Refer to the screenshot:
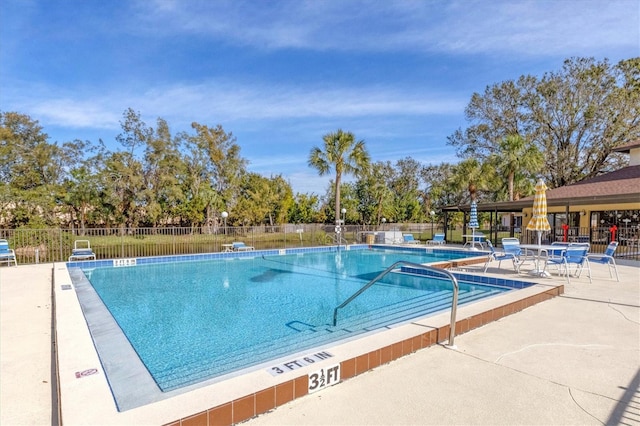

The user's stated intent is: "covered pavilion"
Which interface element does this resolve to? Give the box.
[442,140,640,257]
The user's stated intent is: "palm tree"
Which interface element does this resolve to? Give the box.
[490,134,543,202]
[489,134,543,233]
[308,129,370,225]
[446,159,492,230]
[449,158,487,203]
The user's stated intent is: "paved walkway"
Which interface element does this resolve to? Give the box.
[0,263,56,426]
[0,259,638,425]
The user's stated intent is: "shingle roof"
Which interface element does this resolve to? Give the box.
[445,165,640,212]
[544,165,640,201]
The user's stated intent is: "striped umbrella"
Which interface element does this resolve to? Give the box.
[526,178,551,245]
[469,200,479,229]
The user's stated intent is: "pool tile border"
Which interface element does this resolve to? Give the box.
[65,244,485,270]
[58,245,563,425]
[64,244,490,411]
[161,284,564,426]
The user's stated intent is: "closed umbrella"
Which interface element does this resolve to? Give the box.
[526,178,551,245]
[468,200,480,250]
[469,200,479,229]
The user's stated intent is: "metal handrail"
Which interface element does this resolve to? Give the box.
[328,233,348,245]
[332,261,459,346]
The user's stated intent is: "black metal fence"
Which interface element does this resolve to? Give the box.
[0,224,636,265]
[0,224,388,265]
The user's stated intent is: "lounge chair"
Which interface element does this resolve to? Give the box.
[0,239,17,266]
[426,233,445,245]
[483,240,518,273]
[69,240,96,261]
[587,241,619,282]
[232,242,254,251]
[402,234,421,245]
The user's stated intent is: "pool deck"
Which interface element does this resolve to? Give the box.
[1,251,639,425]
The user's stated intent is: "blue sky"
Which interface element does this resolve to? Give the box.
[1,0,638,195]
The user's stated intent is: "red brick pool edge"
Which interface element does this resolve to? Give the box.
[163,283,563,426]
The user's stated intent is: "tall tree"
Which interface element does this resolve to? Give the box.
[100,151,144,229]
[61,139,102,232]
[288,193,322,224]
[111,109,151,228]
[116,108,152,157]
[0,111,64,226]
[184,122,247,223]
[449,158,493,202]
[235,173,294,226]
[488,134,543,202]
[528,57,640,187]
[354,161,394,225]
[419,162,457,209]
[235,173,272,226]
[389,158,423,222]
[448,57,640,189]
[142,118,184,227]
[308,129,370,225]
[265,175,294,226]
[447,77,534,159]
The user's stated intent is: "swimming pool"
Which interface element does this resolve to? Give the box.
[70,246,509,408]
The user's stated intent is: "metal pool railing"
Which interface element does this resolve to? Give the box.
[332,261,459,346]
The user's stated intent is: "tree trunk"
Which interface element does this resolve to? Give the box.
[334,172,342,225]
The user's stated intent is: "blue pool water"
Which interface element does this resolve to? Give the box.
[81,247,507,391]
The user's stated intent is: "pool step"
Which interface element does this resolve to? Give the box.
[154,286,501,391]
[334,287,500,332]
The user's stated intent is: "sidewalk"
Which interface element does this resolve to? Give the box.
[0,263,56,426]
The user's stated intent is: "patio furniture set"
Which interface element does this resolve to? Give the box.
[483,238,619,283]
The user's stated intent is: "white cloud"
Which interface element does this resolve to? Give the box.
[4,79,465,132]
[141,82,466,129]
[431,0,638,55]
[285,171,331,196]
[29,99,119,129]
[249,154,308,169]
[133,0,638,56]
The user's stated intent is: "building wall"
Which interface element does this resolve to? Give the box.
[523,201,640,243]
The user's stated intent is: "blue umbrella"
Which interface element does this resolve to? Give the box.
[469,200,479,228]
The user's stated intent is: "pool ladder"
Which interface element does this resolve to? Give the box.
[327,232,349,246]
[332,261,459,347]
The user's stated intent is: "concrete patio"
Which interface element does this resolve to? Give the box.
[248,258,640,425]
[0,256,638,425]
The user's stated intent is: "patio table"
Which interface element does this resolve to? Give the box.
[519,243,563,277]
[462,234,486,250]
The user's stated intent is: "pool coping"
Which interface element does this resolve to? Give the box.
[55,246,564,425]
